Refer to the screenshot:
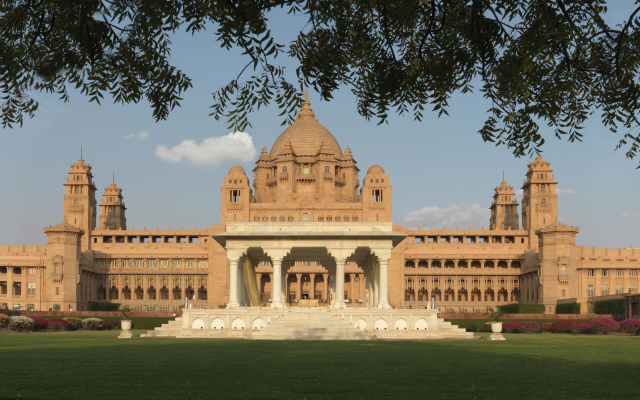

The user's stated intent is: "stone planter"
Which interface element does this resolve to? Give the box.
[490,321,503,333]
[118,320,134,339]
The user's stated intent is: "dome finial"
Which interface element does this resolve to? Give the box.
[298,90,315,120]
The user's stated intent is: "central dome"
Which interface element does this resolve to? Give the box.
[270,93,342,158]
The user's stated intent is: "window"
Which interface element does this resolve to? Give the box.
[616,269,623,277]
[135,260,144,268]
[148,260,157,268]
[186,260,194,268]
[601,284,608,296]
[587,269,594,277]
[325,166,330,173]
[122,260,131,268]
[630,270,638,277]
[27,282,36,295]
[160,260,169,268]
[28,268,36,274]
[282,166,287,173]
[0,281,6,295]
[174,260,182,268]
[541,198,546,205]
[615,285,623,295]
[601,269,609,277]
[55,287,60,295]
[560,266,566,276]
[302,213,310,223]
[198,260,208,268]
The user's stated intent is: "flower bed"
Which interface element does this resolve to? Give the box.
[543,320,586,334]
[47,319,70,331]
[619,319,640,335]
[81,318,103,331]
[9,316,34,332]
[584,318,620,335]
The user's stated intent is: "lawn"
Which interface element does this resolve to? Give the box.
[0,332,638,399]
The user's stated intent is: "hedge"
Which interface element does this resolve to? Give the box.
[85,301,120,312]
[594,299,626,315]
[498,303,546,314]
[555,303,581,314]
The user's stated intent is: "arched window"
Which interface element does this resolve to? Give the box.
[541,198,546,205]
[325,166,330,173]
[74,199,79,205]
[282,166,287,173]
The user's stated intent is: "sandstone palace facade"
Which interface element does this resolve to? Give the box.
[1,96,639,313]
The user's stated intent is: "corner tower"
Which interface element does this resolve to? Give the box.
[490,180,519,230]
[221,166,251,224]
[98,181,127,230]
[63,158,97,249]
[521,156,557,246]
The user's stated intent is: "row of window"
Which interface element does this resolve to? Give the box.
[0,267,37,275]
[586,269,638,277]
[0,281,36,296]
[587,284,637,296]
[97,236,205,244]
[408,236,524,244]
[252,215,360,222]
[405,260,522,269]
[94,260,208,269]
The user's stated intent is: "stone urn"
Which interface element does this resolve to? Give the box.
[490,321,503,333]
[118,320,134,339]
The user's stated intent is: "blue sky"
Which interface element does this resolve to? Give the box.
[1,4,639,249]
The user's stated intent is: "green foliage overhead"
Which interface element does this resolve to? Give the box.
[2,1,640,164]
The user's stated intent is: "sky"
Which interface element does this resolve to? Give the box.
[1,4,639,249]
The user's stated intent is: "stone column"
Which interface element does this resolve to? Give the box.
[349,273,356,302]
[360,273,365,304]
[323,273,329,301]
[309,273,316,299]
[296,273,302,301]
[335,259,346,309]
[256,273,263,302]
[271,258,283,308]
[378,258,390,308]
[228,258,240,308]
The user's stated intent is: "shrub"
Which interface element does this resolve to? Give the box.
[102,319,121,330]
[594,299,626,315]
[584,318,620,334]
[86,301,120,312]
[501,322,518,333]
[619,319,640,335]
[82,318,103,331]
[555,303,581,314]
[9,316,34,332]
[31,317,49,332]
[516,321,541,334]
[65,317,83,331]
[0,314,10,328]
[545,320,586,334]
[47,319,70,331]
[498,303,546,314]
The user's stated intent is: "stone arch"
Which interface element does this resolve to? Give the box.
[211,318,225,329]
[394,319,408,330]
[354,319,368,330]
[374,319,388,330]
[191,318,205,329]
[232,318,246,330]
[414,318,429,330]
[252,318,265,330]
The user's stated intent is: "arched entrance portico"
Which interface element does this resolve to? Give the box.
[214,222,405,309]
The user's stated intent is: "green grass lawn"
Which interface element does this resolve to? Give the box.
[1,332,638,399]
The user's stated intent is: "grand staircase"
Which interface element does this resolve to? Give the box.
[141,307,475,340]
[249,308,373,340]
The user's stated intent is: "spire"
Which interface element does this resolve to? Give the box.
[297,90,316,121]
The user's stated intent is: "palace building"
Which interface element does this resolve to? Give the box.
[1,95,639,314]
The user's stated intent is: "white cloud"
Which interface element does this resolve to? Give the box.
[556,188,578,194]
[621,211,639,218]
[515,188,523,196]
[155,132,256,165]
[402,203,490,230]
[125,131,149,140]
